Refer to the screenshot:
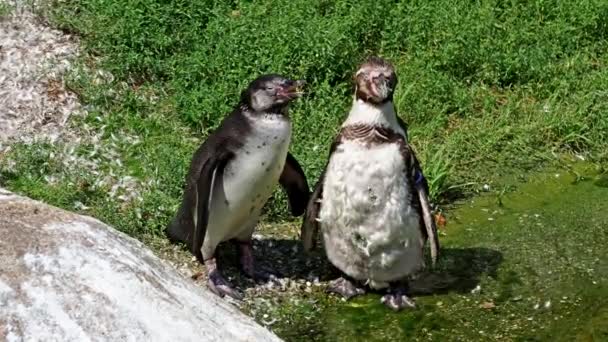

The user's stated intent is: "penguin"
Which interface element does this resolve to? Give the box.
[300,57,440,311]
[167,74,310,300]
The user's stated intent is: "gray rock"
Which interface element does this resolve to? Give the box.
[0,188,282,342]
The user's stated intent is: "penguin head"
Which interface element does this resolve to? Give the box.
[354,56,398,105]
[242,74,306,113]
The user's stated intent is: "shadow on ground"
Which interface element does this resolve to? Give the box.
[215,238,503,297]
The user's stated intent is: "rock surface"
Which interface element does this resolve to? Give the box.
[0,188,282,342]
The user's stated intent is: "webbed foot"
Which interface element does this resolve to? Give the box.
[205,258,243,300]
[381,286,416,311]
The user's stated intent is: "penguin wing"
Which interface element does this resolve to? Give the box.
[167,142,234,264]
[167,109,249,263]
[300,168,326,253]
[300,136,342,252]
[191,150,233,263]
[280,152,310,216]
[396,115,410,141]
[401,141,440,267]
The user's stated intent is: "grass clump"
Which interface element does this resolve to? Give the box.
[0,2,13,18]
[2,0,607,239]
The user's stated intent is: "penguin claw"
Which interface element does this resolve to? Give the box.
[327,277,366,299]
[207,270,243,300]
[380,292,416,311]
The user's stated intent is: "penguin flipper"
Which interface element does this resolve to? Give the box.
[300,136,342,253]
[300,167,326,253]
[191,151,231,263]
[402,143,440,267]
[280,152,310,216]
[396,115,410,141]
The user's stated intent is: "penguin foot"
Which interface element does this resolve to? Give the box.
[380,287,416,311]
[327,277,366,299]
[204,258,243,300]
[207,269,244,300]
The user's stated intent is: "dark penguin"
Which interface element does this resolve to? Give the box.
[300,57,439,311]
[167,74,310,300]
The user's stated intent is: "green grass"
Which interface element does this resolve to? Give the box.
[0,2,12,17]
[2,0,608,239]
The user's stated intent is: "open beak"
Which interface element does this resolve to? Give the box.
[279,80,306,99]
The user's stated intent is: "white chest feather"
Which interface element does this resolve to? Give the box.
[343,99,406,137]
[318,100,423,287]
[201,114,291,255]
[226,114,292,196]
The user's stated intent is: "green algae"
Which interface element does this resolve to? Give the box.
[266,163,608,341]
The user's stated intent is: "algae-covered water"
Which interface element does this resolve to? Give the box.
[270,163,608,341]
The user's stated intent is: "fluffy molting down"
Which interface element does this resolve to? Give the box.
[301,57,439,311]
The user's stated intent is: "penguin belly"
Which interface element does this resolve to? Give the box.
[319,140,424,288]
[200,115,292,258]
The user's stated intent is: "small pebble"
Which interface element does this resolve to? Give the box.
[479,301,495,309]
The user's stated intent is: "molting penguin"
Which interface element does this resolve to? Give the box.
[300,57,440,311]
[167,74,310,300]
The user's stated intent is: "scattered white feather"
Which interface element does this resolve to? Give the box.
[0,1,146,205]
[0,0,83,148]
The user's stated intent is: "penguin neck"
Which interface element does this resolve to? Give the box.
[240,102,290,118]
[343,97,399,131]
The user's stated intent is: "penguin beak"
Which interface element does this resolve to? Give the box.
[279,80,306,99]
[369,74,386,98]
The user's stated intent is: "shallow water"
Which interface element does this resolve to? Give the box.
[276,162,608,341]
